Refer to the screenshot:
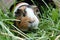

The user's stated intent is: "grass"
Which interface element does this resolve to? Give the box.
[0,0,60,40]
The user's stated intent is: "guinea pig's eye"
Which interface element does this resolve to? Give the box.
[23,10,26,17]
[36,9,39,12]
[18,21,21,24]
[15,9,22,17]
[23,13,26,17]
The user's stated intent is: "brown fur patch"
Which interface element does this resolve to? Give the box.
[16,16,31,31]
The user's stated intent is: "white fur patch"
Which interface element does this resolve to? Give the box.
[25,7,39,29]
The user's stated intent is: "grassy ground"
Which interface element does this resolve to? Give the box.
[0,0,60,40]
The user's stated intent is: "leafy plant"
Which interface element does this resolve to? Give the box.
[0,0,60,40]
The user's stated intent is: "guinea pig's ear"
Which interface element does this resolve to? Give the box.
[15,9,22,17]
[31,5,40,17]
[31,5,40,13]
[31,5,38,12]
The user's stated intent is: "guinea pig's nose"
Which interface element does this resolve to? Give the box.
[28,21,34,23]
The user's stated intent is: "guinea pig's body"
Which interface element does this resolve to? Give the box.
[13,2,39,31]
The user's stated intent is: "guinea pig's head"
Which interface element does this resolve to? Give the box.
[14,2,39,31]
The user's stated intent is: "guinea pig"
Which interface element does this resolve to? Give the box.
[13,2,39,31]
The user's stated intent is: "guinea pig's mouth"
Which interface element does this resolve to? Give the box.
[28,23,35,29]
[28,22,39,29]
